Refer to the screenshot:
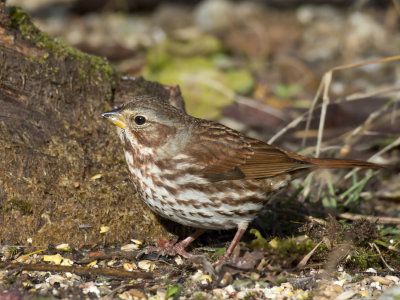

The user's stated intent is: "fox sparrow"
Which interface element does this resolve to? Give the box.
[102,95,380,263]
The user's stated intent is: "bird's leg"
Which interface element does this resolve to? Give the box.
[144,229,206,259]
[217,222,248,265]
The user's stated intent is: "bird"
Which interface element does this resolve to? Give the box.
[102,95,380,264]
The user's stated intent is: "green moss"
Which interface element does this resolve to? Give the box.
[8,197,33,214]
[1,205,11,212]
[275,276,287,286]
[250,228,269,249]
[269,237,315,254]
[7,247,18,255]
[9,7,115,86]
[349,249,381,269]
[243,292,256,300]
[193,292,208,300]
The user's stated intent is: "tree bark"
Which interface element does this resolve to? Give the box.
[0,3,184,248]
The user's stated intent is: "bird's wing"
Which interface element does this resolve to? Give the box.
[185,121,313,182]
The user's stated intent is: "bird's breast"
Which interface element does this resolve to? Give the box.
[123,149,291,230]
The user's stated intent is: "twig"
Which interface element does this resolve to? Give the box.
[268,86,400,144]
[274,207,400,225]
[76,250,142,264]
[297,241,323,268]
[338,212,400,225]
[0,262,154,279]
[303,56,400,155]
[371,242,395,272]
[368,136,400,162]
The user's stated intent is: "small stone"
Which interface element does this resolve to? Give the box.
[191,270,203,282]
[100,226,110,234]
[82,282,100,297]
[333,280,346,287]
[371,281,382,290]
[60,258,73,266]
[174,256,184,265]
[120,243,138,251]
[43,254,63,265]
[212,288,224,298]
[46,275,65,286]
[385,275,399,283]
[359,290,368,297]
[119,289,146,299]
[336,290,356,300]
[130,239,143,246]
[225,284,235,294]
[236,291,247,299]
[107,260,116,267]
[313,296,329,300]
[372,289,381,298]
[137,260,155,271]
[86,260,97,267]
[90,174,102,180]
[55,243,71,252]
[372,276,392,286]
[220,272,233,286]
[366,268,378,274]
[333,284,344,293]
[123,262,136,272]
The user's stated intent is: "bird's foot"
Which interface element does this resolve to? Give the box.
[138,229,206,260]
[142,239,198,259]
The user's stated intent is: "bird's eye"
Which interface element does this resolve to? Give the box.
[134,115,146,125]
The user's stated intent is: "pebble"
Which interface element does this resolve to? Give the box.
[336,290,356,300]
[332,284,344,293]
[123,262,136,272]
[366,268,378,274]
[120,243,139,251]
[385,276,400,283]
[46,275,65,286]
[212,288,224,298]
[55,243,71,251]
[174,256,184,266]
[371,281,382,290]
[372,276,392,286]
[119,289,146,299]
[220,272,233,286]
[137,260,155,271]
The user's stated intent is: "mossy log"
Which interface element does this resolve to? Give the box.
[0,3,185,248]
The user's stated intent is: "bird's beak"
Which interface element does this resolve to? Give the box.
[101,108,126,129]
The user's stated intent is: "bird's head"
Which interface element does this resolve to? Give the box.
[102,96,190,159]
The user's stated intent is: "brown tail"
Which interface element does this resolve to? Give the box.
[306,157,382,170]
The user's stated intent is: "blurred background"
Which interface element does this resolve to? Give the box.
[7,0,399,144]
